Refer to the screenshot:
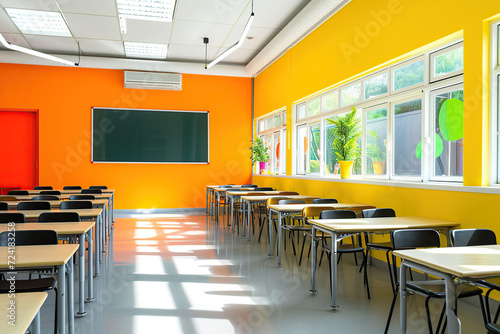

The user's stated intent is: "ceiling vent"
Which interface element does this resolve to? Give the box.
[124,71,182,90]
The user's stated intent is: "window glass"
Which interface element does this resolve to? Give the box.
[432,88,463,177]
[297,103,306,120]
[296,125,308,174]
[322,92,338,112]
[281,129,286,173]
[393,59,424,91]
[324,116,337,175]
[365,107,388,175]
[258,120,265,133]
[393,99,422,177]
[282,111,287,125]
[364,72,388,99]
[308,124,321,174]
[434,46,463,78]
[264,117,272,131]
[307,99,320,117]
[340,82,361,107]
[272,131,280,173]
[273,114,281,128]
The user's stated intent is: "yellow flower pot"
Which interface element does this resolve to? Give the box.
[339,161,354,179]
[372,161,386,175]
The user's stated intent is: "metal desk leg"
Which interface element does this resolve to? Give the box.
[67,258,74,334]
[268,208,273,257]
[310,226,317,293]
[229,196,234,231]
[216,192,220,223]
[242,198,246,237]
[206,187,209,214]
[247,201,251,241]
[277,210,282,266]
[444,274,460,333]
[87,228,95,302]
[77,233,86,316]
[400,261,408,332]
[94,219,100,277]
[100,211,106,256]
[330,231,339,310]
[57,264,66,334]
[99,214,104,262]
[31,309,41,334]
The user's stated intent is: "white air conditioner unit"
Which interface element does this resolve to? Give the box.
[124,71,182,91]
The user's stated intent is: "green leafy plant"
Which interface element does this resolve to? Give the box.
[367,130,386,162]
[330,107,361,161]
[250,138,270,164]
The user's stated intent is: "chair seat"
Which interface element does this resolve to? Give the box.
[285,225,311,232]
[480,277,500,289]
[0,277,56,293]
[323,243,364,253]
[486,322,500,333]
[406,280,482,298]
[366,241,392,250]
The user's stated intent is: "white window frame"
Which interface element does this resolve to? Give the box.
[256,108,287,174]
[296,123,308,175]
[363,69,390,101]
[430,42,464,83]
[307,121,322,175]
[321,90,339,113]
[491,19,500,184]
[391,55,426,94]
[363,103,390,179]
[339,80,363,108]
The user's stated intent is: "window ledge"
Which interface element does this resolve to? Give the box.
[252,174,500,195]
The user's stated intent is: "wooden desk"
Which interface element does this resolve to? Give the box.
[205,185,248,215]
[3,199,108,208]
[307,216,459,310]
[0,292,48,334]
[212,188,259,224]
[269,203,375,265]
[0,222,95,316]
[394,245,500,334]
[27,189,115,195]
[0,244,79,334]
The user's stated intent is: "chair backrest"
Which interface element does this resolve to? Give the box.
[451,229,497,247]
[8,190,29,195]
[89,186,107,190]
[0,202,8,211]
[390,229,440,250]
[63,186,82,190]
[69,195,95,200]
[32,195,59,201]
[254,187,274,191]
[278,199,306,205]
[81,189,102,194]
[266,197,289,206]
[302,206,337,219]
[219,185,233,189]
[0,230,58,246]
[278,191,299,195]
[34,186,53,190]
[39,212,80,223]
[320,210,357,219]
[0,196,17,201]
[17,201,51,211]
[313,198,338,204]
[240,192,267,197]
[40,190,61,195]
[241,184,258,187]
[60,200,92,210]
[0,213,25,223]
[362,208,396,218]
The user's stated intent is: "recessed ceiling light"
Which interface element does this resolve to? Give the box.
[117,0,176,21]
[124,42,168,59]
[5,8,71,37]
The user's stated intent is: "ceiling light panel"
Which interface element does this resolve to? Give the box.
[124,42,168,59]
[5,8,71,37]
[117,0,176,21]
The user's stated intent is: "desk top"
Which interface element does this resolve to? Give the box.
[308,216,459,233]
[206,185,246,189]
[269,203,375,212]
[7,208,103,220]
[28,189,114,195]
[0,244,78,268]
[226,190,296,196]
[3,199,108,208]
[394,245,500,279]
[0,221,94,235]
[213,187,257,192]
[241,195,320,202]
[11,193,112,200]
[0,292,48,334]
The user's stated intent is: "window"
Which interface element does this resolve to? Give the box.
[307,99,320,117]
[297,103,306,120]
[340,82,361,107]
[430,42,463,82]
[365,106,388,176]
[392,57,424,92]
[296,124,307,174]
[364,71,389,100]
[256,109,287,174]
[272,131,281,173]
[491,20,500,183]
[308,123,321,174]
[322,92,338,112]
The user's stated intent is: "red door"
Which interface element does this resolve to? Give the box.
[0,110,38,191]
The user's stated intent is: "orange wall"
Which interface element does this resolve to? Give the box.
[0,63,252,209]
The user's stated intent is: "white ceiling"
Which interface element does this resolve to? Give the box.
[0,0,310,67]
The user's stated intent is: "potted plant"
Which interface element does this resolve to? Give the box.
[367,130,387,174]
[250,138,270,174]
[330,106,361,178]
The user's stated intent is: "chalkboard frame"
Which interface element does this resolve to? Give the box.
[91,107,209,164]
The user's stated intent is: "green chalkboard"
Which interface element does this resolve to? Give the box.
[92,108,209,163]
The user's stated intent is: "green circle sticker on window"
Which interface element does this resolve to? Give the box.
[439,99,463,141]
[415,133,443,159]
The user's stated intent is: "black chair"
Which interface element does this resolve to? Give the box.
[319,210,369,297]
[40,190,61,195]
[89,186,107,189]
[0,202,8,211]
[39,212,80,222]
[69,195,95,200]
[81,189,102,194]
[361,208,397,291]
[0,230,59,334]
[278,199,305,205]
[17,201,51,211]
[32,195,59,201]
[0,212,25,223]
[384,229,486,334]
[63,186,82,190]
[241,184,258,187]
[34,186,53,190]
[60,200,92,210]
[313,198,338,204]
[7,190,28,195]
[0,196,17,201]
[254,187,274,191]
[279,200,306,255]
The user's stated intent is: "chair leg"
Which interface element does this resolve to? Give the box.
[424,296,435,334]
[54,287,58,334]
[385,250,395,292]
[289,231,297,256]
[257,217,266,243]
[361,251,371,299]
[298,233,307,266]
[384,287,399,334]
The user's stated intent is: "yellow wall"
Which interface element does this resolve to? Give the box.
[253,0,500,241]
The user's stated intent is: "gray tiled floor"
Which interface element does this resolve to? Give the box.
[38,213,489,333]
